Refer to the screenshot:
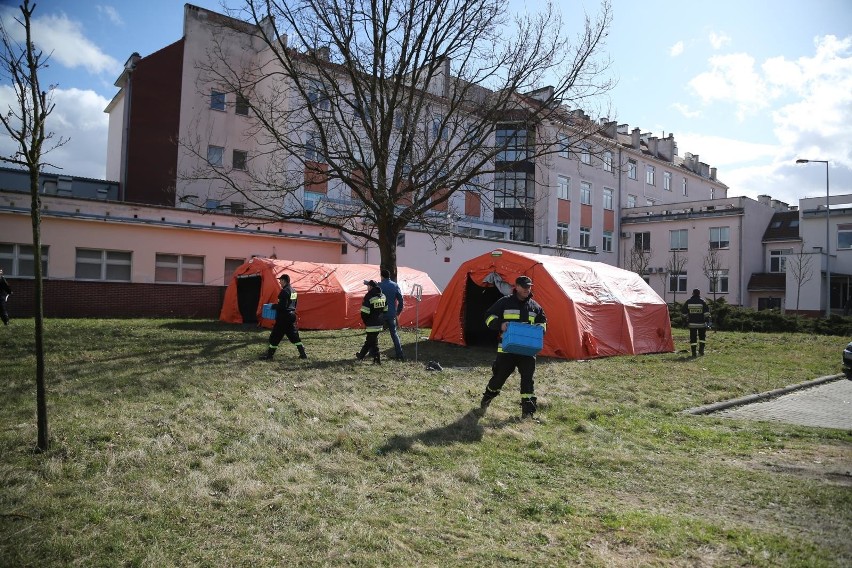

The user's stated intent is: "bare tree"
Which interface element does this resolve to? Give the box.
[787,242,814,316]
[624,245,650,277]
[666,250,688,305]
[180,0,614,278]
[702,246,724,303]
[0,0,68,451]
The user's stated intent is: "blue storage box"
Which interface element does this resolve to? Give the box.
[262,303,276,320]
[502,322,544,356]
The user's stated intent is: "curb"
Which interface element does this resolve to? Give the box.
[683,374,846,415]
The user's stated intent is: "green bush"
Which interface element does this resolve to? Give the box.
[668,297,852,336]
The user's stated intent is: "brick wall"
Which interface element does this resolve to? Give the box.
[4,278,225,319]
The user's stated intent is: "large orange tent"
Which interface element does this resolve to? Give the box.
[429,249,673,360]
[220,257,442,329]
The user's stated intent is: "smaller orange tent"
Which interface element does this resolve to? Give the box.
[429,249,673,360]
[220,257,442,329]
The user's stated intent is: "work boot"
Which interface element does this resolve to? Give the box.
[297,345,307,359]
[355,351,365,361]
[373,353,381,365]
[690,346,697,358]
[521,397,537,419]
[699,344,705,356]
[259,348,275,361]
[480,394,496,411]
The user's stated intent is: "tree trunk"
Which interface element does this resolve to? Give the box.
[377,223,399,281]
[30,170,48,451]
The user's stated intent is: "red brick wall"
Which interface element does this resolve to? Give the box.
[4,278,225,319]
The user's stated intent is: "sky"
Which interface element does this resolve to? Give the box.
[0,0,850,208]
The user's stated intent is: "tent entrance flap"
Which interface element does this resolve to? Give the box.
[462,275,502,347]
[236,274,262,323]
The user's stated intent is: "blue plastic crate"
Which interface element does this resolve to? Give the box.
[262,303,276,320]
[502,322,544,356]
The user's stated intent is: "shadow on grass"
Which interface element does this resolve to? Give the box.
[377,409,488,453]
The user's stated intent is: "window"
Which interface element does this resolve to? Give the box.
[770,249,792,272]
[494,172,533,208]
[663,171,672,191]
[207,145,224,167]
[627,159,637,180]
[75,248,131,281]
[646,165,655,185]
[397,233,406,247]
[682,178,688,196]
[155,254,204,284]
[603,188,613,210]
[635,231,650,251]
[603,151,612,173]
[210,90,225,111]
[580,144,591,164]
[627,194,637,208]
[230,202,245,215]
[308,80,330,111]
[233,150,247,170]
[580,182,591,205]
[580,227,591,248]
[224,258,244,286]
[235,95,249,116]
[558,134,569,158]
[669,272,688,293]
[557,176,569,200]
[670,229,688,251]
[457,227,481,237]
[431,115,448,141]
[305,131,325,163]
[0,243,48,277]
[304,191,323,211]
[496,126,528,161]
[602,231,613,252]
[839,224,852,249]
[709,226,730,249]
[557,222,569,246]
[484,229,505,239]
[709,269,729,294]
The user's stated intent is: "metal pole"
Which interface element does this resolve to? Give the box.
[825,161,831,318]
[411,284,423,362]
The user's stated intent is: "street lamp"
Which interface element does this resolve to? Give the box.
[796,158,830,318]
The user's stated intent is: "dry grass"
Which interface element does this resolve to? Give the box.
[1,319,850,567]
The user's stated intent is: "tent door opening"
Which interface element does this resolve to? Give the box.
[236,274,262,323]
[462,275,503,347]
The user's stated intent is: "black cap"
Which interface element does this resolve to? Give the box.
[515,276,533,288]
[364,279,379,287]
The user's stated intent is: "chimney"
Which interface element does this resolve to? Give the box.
[617,124,629,135]
[631,128,641,149]
[710,167,717,181]
[602,120,617,139]
[649,136,659,157]
[757,194,771,205]
[657,134,675,162]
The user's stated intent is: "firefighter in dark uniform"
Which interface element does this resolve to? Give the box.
[682,288,710,357]
[479,275,547,419]
[260,273,308,360]
[0,268,11,326]
[356,279,387,364]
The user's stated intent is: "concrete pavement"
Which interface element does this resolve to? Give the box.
[685,375,852,431]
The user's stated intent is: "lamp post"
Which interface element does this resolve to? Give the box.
[796,158,830,318]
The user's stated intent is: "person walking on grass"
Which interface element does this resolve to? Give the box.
[378,268,405,360]
[259,273,307,360]
[479,275,547,420]
[0,269,11,326]
[682,288,710,357]
[356,279,387,365]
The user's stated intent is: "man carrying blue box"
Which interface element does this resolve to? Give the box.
[259,273,308,361]
[479,275,547,419]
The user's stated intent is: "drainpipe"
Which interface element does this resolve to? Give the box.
[738,203,744,307]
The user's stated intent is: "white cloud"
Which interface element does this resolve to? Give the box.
[0,85,110,179]
[669,41,684,57]
[96,5,124,27]
[688,53,770,120]
[0,6,120,76]
[708,31,731,50]
[672,102,700,119]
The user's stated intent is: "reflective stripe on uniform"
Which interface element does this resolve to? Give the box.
[365,325,383,332]
[485,315,498,326]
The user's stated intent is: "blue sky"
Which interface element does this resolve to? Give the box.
[1,0,850,207]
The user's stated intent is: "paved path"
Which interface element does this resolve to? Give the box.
[710,378,852,430]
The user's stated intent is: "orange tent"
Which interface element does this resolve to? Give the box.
[429,249,673,360]
[220,257,442,329]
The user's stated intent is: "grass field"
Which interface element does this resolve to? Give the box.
[1,319,850,567]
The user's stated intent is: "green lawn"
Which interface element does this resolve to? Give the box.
[1,319,850,567]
